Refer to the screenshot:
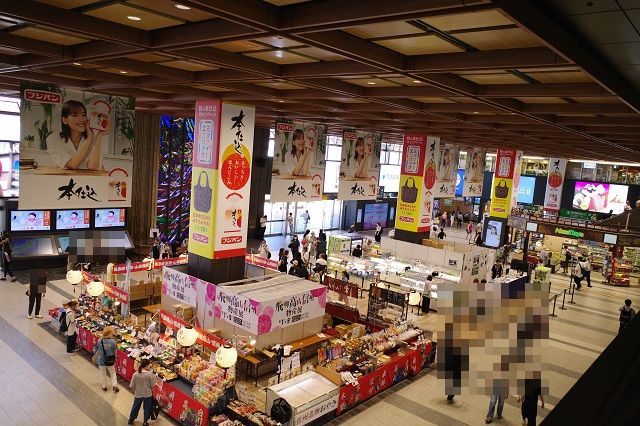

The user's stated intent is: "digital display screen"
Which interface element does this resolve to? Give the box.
[363,203,389,230]
[604,234,618,244]
[474,197,481,204]
[56,209,91,230]
[11,237,54,256]
[94,209,126,228]
[526,222,538,232]
[380,164,400,193]
[10,210,51,231]
[455,169,465,197]
[57,236,70,253]
[572,181,628,214]
[484,219,503,248]
[517,176,536,204]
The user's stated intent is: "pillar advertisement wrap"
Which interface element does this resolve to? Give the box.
[189,100,255,259]
[271,119,327,202]
[462,148,487,196]
[544,158,567,211]
[489,149,521,218]
[338,129,383,200]
[433,142,460,198]
[395,133,427,232]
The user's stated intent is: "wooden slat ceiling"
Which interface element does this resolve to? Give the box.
[0,0,638,162]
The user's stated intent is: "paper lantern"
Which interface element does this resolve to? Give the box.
[176,326,198,347]
[66,270,83,285]
[215,343,238,369]
[86,280,105,297]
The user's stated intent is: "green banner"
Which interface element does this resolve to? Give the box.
[559,209,594,220]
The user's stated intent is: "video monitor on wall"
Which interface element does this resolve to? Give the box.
[379,164,400,193]
[516,176,536,204]
[56,209,91,230]
[94,208,126,228]
[9,210,51,231]
[483,218,504,248]
[363,203,389,230]
[572,181,628,214]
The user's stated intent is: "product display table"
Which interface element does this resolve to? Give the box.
[154,379,209,426]
[142,303,162,326]
[77,325,136,381]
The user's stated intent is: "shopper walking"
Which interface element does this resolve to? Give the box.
[313,253,328,281]
[456,211,463,229]
[128,359,158,426]
[438,227,446,240]
[466,222,473,243]
[286,212,294,236]
[441,211,448,229]
[95,327,119,393]
[150,232,161,260]
[64,300,79,355]
[0,231,16,282]
[303,210,311,230]
[562,247,572,274]
[579,257,592,287]
[619,299,636,334]
[519,387,544,426]
[259,215,268,239]
[573,260,584,290]
[258,240,270,258]
[27,270,47,319]
[374,223,383,243]
[301,246,310,267]
[351,244,363,257]
[277,249,289,273]
[288,235,301,260]
[485,393,506,423]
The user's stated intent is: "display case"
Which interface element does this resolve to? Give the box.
[623,247,640,272]
[610,258,631,286]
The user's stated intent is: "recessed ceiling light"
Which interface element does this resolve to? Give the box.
[175,4,191,10]
[119,70,128,74]
[472,111,479,114]
[412,80,421,83]
[367,81,376,85]
[72,62,82,66]
[278,100,285,103]
[127,16,141,21]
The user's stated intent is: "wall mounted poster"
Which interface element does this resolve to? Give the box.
[395,133,427,232]
[463,148,486,196]
[271,119,327,202]
[433,142,460,198]
[338,129,382,200]
[19,83,135,209]
[544,158,567,211]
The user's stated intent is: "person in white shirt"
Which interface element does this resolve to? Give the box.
[258,240,270,258]
[573,260,584,290]
[286,213,294,236]
[301,246,310,267]
[580,257,592,287]
[303,210,311,230]
[259,215,267,239]
[65,300,79,354]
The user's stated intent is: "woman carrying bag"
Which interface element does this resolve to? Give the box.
[128,359,158,426]
[94,326,119,393]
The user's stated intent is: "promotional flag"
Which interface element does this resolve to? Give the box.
[489,149,522,218]
[544,158,567,211]
[338,129,382,200]
[462,148,487,196]
[433,142,460,198]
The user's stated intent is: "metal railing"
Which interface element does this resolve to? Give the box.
[548,273,576,317]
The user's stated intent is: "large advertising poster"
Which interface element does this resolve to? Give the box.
[338,129,382,200]
[395,134,427,232]
[463,148,486,196]
[189,100,255,259]
[543,158,566,211]
[419,136,439,232]
[271,119,327,202]
[489,149,519,218]
[572,181,628,214]
[19,83,134,209]
[433,142,460,198]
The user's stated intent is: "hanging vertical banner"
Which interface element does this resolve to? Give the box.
[395,134,427,232]
[462,148,487,196]
[510,150,524,211]
[544,158,567,211]
[433,142,460,198]
[189,100,255,259]
[271,119,327,202]
[419,136,439,232]
[489,149,521,218]
[338,130,383,200]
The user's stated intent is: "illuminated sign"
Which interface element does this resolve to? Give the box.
[554,227,584,238]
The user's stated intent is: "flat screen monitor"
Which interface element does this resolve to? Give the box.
[57,235,70,253]
[603,233,618,244]
[484,219,504,248]
[474,197,481,204]
[526,222,538,232]
[55,209,91,230]
[379,164,400,193]
[516,176,536,204]
[363,203,389,230]
[11,237,54,256]
[572,181,628,214]
[94,208,126,228]
[9,210,51,231]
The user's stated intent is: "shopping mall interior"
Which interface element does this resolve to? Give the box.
[0,1,639,425]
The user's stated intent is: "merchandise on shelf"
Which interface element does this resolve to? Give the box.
[610,258,631,286]
[191,363,234,407]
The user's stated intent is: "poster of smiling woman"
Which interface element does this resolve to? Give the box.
[338,129,382,200]
[19,83,135,209]
[271,119,327,202]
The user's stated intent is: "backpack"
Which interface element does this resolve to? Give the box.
[270,398,292,423]
[620,307,634,324]
[101,340,116,366]
[59,310,68,333]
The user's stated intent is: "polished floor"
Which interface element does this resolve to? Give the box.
[0,230,636,425]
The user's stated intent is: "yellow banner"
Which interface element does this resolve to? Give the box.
[189,167,217,258]
[489,177,512,218]
[395,175,423,232]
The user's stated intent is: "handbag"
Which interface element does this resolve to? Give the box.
[401,177,418,203]
[494,180,509,199]
[150,398,161,420]
[193,170,212,213]
[101,340,116,366]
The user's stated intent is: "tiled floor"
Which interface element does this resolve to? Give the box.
[0,229,637,425]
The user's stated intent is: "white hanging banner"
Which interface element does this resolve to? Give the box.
[433,142,460,198]
[544,158,567,211]
[462,148,487,197]
[337,129,382,200]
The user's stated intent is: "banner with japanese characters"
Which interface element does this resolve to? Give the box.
[19,83,134,209]
[544,158,567,211]
[271,119,327,202]
[395,133,427,232]
[338,129,382,200]
[189,100,255,259]
[489,149,522,218]
[433,142,460,198]
[419,136,439,232]
[462,148,487,197]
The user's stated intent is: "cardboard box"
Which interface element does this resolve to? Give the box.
[145,282,154,296]
[172,304,194,321]
[153,282,162,295]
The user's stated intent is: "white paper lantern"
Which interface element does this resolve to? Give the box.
[86,280,105,297]
[215,343,238,369]
[176,326,198,347]
[66,270,83,285]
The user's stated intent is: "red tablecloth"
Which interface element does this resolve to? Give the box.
[154,379,208,426]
